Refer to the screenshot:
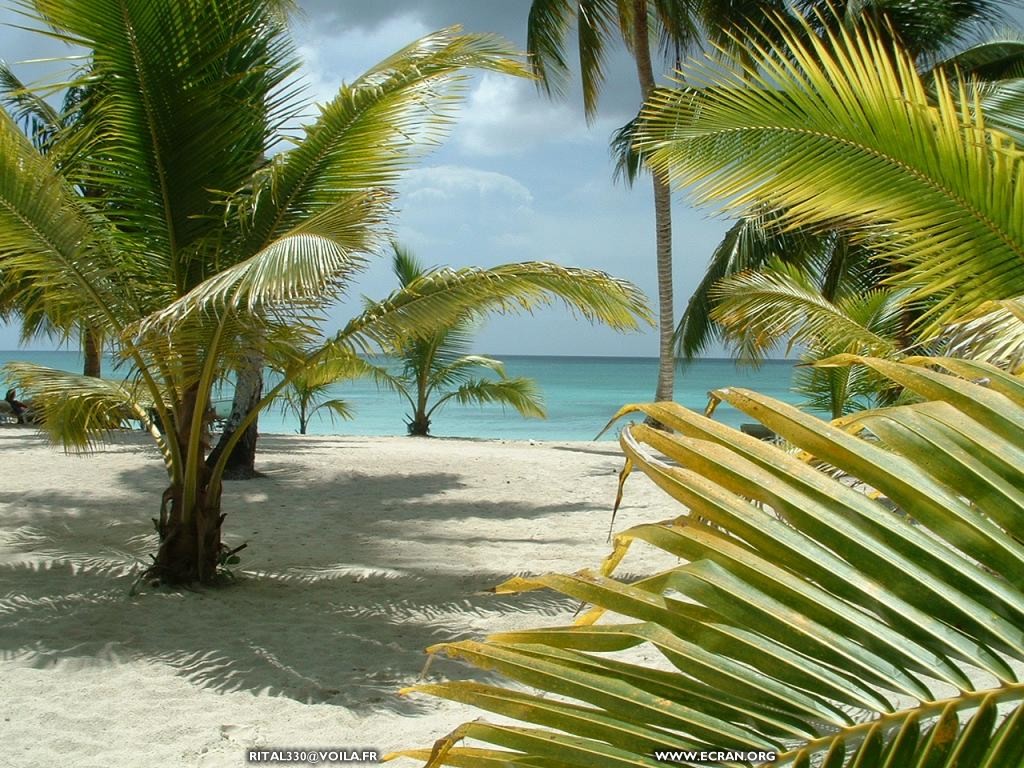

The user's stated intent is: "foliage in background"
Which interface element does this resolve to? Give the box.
[272,350,361,435]
[668,0,1018,417]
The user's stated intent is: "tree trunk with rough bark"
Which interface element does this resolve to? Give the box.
[147,388,226,585]
[632,0,676,409]
[82,326,102,378]
[207,354,263,480]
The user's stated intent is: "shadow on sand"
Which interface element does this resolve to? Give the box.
[0,444,626,717]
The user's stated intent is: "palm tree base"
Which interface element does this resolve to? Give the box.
[145,485,226,586]
[407,414,431,437]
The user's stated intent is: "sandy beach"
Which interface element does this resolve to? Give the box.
[0,425,677,767]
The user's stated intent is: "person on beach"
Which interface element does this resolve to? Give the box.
[4,389,31,424]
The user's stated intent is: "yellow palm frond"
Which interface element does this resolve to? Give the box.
[636,14,1024,336]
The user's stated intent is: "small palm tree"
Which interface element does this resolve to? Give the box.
[273,349,359,435]
[378,244,546,437]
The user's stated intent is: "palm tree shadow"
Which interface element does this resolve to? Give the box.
[0,459,614,715]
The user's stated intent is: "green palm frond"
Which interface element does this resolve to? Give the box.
[974,78,1024,145]
[0,108,120,335]
[33,0,298,277]
[431,376,546,421]
[240,28,528,254]
[610,115,644,187]
[942,298,1024,372]
[0,61,61,150]
[797,0,1007,60]
[709,260,905,362]
[636,13,1024,337]
[131,229,371,337]
[1,362,157,453]
[935,28,1024,79]
[341,262,651,354]
[527,0,579,103]
[428,354,504,391]
[398,357,1024,767]
[675,218,874,360]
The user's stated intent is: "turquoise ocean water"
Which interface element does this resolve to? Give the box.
[0,351,808,440]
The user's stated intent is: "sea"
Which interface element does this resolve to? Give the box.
[0,350,809,441]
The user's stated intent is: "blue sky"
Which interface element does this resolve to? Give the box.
[0,1,1021,356]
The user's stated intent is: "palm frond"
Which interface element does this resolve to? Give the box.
[943,298,1024,372]
[709,260,905,362]
[526,0,576,101]
[609,115,645,187]
[636,13,1024,336]
[428,354,505,392]
[676,217,862,360]
[33,0,298,280]
[0,107,121,334]
[434,376,547,420]
[575,0,620,119]
[0,61,61,150]
[1,362,158,453]
[131,220,374,338]
[241,27,528,255]
[337,262,652,354]
[937,29,1024,80]
[399,357,1024,766]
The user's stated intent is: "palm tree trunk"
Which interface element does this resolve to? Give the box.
[632,0,675,406]
[207,353,262,479]
[82,325,102,378]
[149,387,224,584]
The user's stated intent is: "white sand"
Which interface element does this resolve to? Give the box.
[0,426,677,767]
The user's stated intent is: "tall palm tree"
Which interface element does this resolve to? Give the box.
[396,16,1024,766]
[527,1,702,408]
[0,0,651,585]
[378,244,546,437]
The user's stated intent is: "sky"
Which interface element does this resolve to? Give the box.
[0,1,1022,357]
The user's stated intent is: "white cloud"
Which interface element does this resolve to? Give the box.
[453,75,620,157]
[400,165,533,206]
[293,13,432,106]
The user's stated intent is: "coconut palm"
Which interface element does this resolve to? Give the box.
[672,0,1011,373]
[376,244,546,437]
[0,0,651,585]
[527,0,711,408]
[395,16,1024,765]
[635,12,1024,336]
[272,349,373,435]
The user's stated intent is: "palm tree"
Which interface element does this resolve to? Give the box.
[394,17,1024,765]
[527,1,699,408]
[0,0,651,585]
[378,244,546,437]
[636,10,1024,339]
[674,0,1010,379]
[272,349,362,435]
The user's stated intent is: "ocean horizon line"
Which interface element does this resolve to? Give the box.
[0,348,797,364]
